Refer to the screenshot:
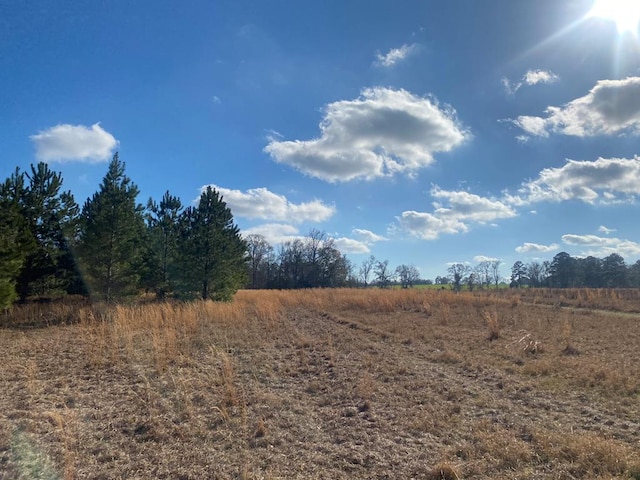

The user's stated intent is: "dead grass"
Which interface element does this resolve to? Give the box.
[428,463,461,480]
[0,288,639,478]
[480,308,500,341]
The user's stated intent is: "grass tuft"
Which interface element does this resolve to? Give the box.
[428,463,460,480]
[481,309,500,341]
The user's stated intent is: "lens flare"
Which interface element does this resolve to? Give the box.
[588,0,640,35]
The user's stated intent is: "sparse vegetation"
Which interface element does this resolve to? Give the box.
[1,288,639,478]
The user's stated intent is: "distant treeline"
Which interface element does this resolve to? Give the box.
[507,253,640,289]
[245,230,354,290]
[439,253,640,291]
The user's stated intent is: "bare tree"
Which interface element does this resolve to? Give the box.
[477,261,492,289]
[447,263,470,291]
[359,255,376,287]
[526,261,543,287]
[396,264,420,288]
[303,229,326,287]
[472,264,485,290]
[490,260,502,288]
[374,259,392,288]
[245,233,273,289]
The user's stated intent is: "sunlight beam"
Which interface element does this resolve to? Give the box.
[588,0,640,36]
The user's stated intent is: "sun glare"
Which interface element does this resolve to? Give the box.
[589,0,640,35]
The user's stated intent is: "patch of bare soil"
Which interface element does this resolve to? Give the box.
[0,290,639,479]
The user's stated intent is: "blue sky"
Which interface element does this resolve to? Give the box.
[3,0,640,280]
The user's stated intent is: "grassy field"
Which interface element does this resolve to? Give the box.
[1,288,639,479]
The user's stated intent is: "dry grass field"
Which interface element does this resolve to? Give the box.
[1,288,639,479]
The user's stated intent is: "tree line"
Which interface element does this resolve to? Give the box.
[0,155,246,308]
[439,252,640,291]
[245,230,354,289]
[3,155,637,309]
[0,155,426,309]
[508,252,640,289]
[245,239,432,291]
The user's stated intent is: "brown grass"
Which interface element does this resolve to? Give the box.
[480,308,500,340]
[1,288,639,478]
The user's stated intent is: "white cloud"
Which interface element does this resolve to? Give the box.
[374,44,417,67]
[562,234,640,258]
[445,261,471,267]
[511,157,640,205]
[397,187,516,240]
[501,78,516,96]
[562,234,613,246]
[513,116,549,137]
[30,123,118,162]
[264,87,468,182]
[598,225,616,234]
[333,237,370,254]
[474,255,499,262]
[512,77,640,137]
[242,223,301,245]
[202,185,335,223]
[431,187,517,223]
[515,242,559,254]
[352,228,387,244]
[590,242,640,258]
[502,69,558,95]
[523,69,559,86]
[397,211,468,240]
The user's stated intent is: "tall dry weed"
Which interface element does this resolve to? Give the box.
[561,318,579,355]
[437,302,451,325]
[481,309,500,341]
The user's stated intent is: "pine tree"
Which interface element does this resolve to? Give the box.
[77,154,145,302]
[16,163,81,299]
[176,186,246,301]
[142,191,183,298]
[0,190,29,308]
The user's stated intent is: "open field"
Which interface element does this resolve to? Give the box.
[1,289,639,479]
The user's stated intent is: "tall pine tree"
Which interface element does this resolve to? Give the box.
[16,163,81,299]
[177,186,246,301]
[142,191,183,298]
[0,183,31,308]
[77,154,145,302]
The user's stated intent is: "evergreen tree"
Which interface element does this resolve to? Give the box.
[0,189,29,308]
[16,163,81,299]
[579,256,603,288]
[176,186,246,301]
[77,154,145,302]
[510,261,527,288]
[548,252,577,288]
[142,191,183,298]
[628,260,640,288]
[601,253,627,288]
